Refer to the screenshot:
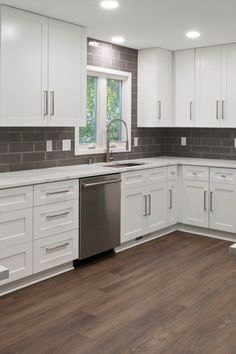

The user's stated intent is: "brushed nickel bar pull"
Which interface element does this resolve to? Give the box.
[210,191,213,212]
[50,91,55,117]
[46,211,70,219]
[158,100,161,119]
[44,91,48,116]
[46,242,70,252]
[222,100,225,120]
[169,189,173,209]
[148,194,152,215]
[143,195,148,216]
[190,101,193,120]
[204,191,207,211]
[216,100,219,120]
[46,189,70,196]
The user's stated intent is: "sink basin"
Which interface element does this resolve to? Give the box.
[103,162,146,168]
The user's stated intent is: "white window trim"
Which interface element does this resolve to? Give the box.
[75,65,132,156]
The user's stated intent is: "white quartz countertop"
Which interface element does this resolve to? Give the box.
[1,156,236,189]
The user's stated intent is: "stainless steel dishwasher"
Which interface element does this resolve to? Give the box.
[79,174,121,260]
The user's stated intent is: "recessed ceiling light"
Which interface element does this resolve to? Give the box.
[186,31,201,39]
[111,36,125,44]
[100,0,119,10]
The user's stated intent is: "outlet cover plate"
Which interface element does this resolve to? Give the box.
[62,139,71,151]
[181,137,187,146]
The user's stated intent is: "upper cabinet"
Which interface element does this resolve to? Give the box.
[0,6,86,127]
[138,48,172,127]
[173,49,195,127]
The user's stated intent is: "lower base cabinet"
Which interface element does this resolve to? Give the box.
[146,182,168,234]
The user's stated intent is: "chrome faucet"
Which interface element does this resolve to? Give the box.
[106,119,129,162]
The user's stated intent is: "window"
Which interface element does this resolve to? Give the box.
[75,66,132,155]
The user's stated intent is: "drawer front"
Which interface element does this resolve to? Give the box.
[122,171,146,189]
[0,242,33,285]
[0,186,33,213]
[182,165,209,181]
[34,230,78,273]
[34,200,78,239]
[34,179,79,206]
[168,165,178,180]
[210,168,236,184]
[0,209,33,249]
[147,167,167,184]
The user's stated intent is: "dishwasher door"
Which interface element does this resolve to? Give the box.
[80,174,121,260]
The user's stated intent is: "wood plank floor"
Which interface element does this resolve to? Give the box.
[1,231,236,354]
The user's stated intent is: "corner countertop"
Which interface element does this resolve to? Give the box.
[1,156,236,189]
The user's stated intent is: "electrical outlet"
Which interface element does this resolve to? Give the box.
[62,139,71,151]
[234,139,236,148]
[181,137,187,146]
[134,137,139,147]
[46,140,53,152]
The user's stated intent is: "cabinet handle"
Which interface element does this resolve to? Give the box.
[204,191,207,211]
[46,211,70,219]
[44,91,48,117]
[190,101,193,120]
[210,191,213,212]
[50,91,55,117]
[216,100,219,120]
[168,189,173,209]
[158,100,161,119]
[148,194,152,215]
[222,100,225,120]
[143,195,148,216]
[46,242,70,252]
[46,189,71,196]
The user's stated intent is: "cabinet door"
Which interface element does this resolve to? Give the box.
[138,48,157,127]
[210,183,236,233]
[168,180,178,226]
[195,46,222,127]
[221,44,236,127]
[156,48,172,127]
[173,49,195,127]
[48,19,86,127]
[121,187,146,243]
[146,182,168,233]
[0,6,48,126]
[182,180,209,228]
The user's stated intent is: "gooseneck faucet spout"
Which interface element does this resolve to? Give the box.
[106,119,129,162]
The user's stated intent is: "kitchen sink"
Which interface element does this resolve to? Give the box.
[103,162,146,168]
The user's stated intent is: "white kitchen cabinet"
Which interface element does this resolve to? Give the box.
[121,186,146,243]
[0,5,86,127]
[168,180,178,226]
[182,180,209,228]
[48,19,86,126]
[173,49,195,127]
[0,6,48,126]
[138,48,172,127]
[146,182,168,233]
[195,46,222,127]
[209,183,236,233]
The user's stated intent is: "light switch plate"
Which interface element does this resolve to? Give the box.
[134,137,139,147]
[181,137,187,146]
[46,140,53,152]
[63,139,71,151]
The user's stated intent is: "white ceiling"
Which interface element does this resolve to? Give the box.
[2,0,236,50]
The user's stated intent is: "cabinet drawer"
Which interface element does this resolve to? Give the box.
[168,165,178,180]
[0,209,33,249]
[147,168,167,184]
[34,230,78,273]
[34,200,78,239]
[34,179,79,206]
[0,242,33,286]
[182,165,209,181]
[122,171,146,189]
[0,186,33,213]
[210,168,236,184]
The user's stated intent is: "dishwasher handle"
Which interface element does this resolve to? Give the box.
[82,179,122,189]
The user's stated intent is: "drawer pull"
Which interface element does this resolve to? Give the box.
[46,242,69,252]
[46,211,70,219]
[221,175,226,178]
[46,189,71,196]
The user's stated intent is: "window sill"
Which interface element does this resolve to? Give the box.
[75,146,131,156]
